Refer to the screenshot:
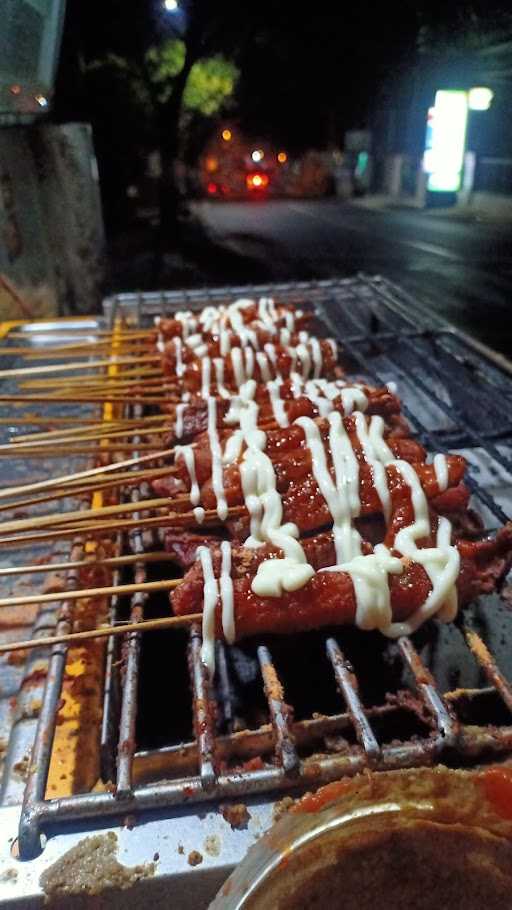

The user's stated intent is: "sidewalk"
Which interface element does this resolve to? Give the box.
[351,191,512,225]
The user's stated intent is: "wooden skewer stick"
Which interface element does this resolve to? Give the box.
[0,493,182,535]
[23,348,156,362]
[6,328,152,340]
[0,447,173,500]
[20,364,163,385]
[0,353,159,380]
[0,416,141,429]
[0,613,202,655]
[7,422,171,450]
[0,465,176,514]
[14,414,169,442]
[21,338,155,354]
[0,462,174,502]
[16,343,155,358]
[0,550,172,577]
[0,577,181,609]
[0,442,169,458]
[18,382,168,399]
[0,507,245,548]
[20,371,163,389]
[0,393,170,405]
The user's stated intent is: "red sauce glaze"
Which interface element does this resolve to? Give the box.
[158,308,313,342]
[164,340,337,389]
[479,767,512,819]
[292,780,355,814]
[163,329,308,365]
[171,523,512,638]
[174,447,463,526]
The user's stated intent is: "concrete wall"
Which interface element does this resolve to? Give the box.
[0,122,104,320]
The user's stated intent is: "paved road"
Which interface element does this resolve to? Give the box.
[194,199,512,358]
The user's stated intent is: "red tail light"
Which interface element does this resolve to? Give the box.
[207,182,218,195]
[246,172,269,190]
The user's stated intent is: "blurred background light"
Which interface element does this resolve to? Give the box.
[425,90,468,192]
[277,151,287,163]
[163,0,179,10]
[221,128,232,141]
[251,149,264,162]
[468,87,494,111]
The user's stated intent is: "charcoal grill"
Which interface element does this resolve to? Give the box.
[0,275,512,907]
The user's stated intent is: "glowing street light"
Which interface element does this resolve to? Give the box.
[163,0,178,10]
[468,87,494,111]
[251,149,264,163]
[222,128,232,142]
[277,151,287,164]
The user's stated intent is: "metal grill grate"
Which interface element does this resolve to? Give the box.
[12,276,512,860]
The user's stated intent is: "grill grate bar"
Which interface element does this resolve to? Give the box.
[463,625,512,715]
[393,333,512,479]
[18,534,86,860]
[257,645,300,776]
[215,642,237,734]
[189,624,217,787]
[115,414,150,797]
[10,277,512,858]
[351,278,512,445]
[326,637,380,765]
[100,562,123,785]
[398,637,459,750]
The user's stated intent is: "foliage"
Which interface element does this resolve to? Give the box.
[89,41,238,121]
[184,55,238,116]
[416,3,512,60]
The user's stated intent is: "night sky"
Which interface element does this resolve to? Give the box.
[56,1,512,144]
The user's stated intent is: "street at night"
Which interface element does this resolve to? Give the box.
[195,198,512,355]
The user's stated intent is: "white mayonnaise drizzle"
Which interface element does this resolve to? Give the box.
[213,358,231,400]
[185,333,203,350]
[173,337,185,376]
[175,402,187,440]
[321,452,459,637]
[284,309,295,331]
[256,352,272,382]
[309,337,323,378]
[220,329,231,357]
[258,297,278,327]
[236,400,314,596]
[296,414,362,564]
[296,343,312,380]
[268,380,288,427]
[201,357,211,399]
[207,397,228,521]
[231,348,245,388]
[175,444,203,525]
[244,346,255,380]
[353,413,393,522]
[220,540,235,645]
[264,343,280,376]
[433,453,449,492]
[198,546,218,676]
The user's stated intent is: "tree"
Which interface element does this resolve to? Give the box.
[86,34,238,253]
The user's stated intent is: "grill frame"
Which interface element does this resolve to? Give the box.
[9,275,512,861]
